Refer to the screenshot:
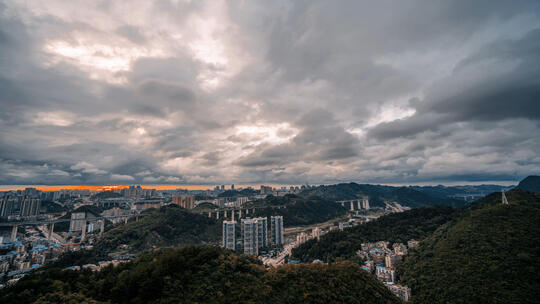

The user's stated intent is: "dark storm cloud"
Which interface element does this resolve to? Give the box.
[370,28,540,140]
[0,0,539,185]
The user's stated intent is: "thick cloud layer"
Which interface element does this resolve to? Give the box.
[0,0,539,185]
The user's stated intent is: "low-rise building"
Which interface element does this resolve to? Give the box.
[393,243,408,255]
[385,283,411,302]
[407,239,419,249]
[385,254,402,269]
[375,266,396,283]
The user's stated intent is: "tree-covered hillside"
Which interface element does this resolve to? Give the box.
[300,183,395,202]
[398,189,540,304]
[383,187,465,208]
[50,205,220,267]
[1,246,400,304]
[517,175,540,193]
[247,194,347,227]
[292,206,457,262]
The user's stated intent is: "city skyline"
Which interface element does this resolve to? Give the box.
[1,1,540,186]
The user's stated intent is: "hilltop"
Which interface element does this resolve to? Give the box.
[1,246,401,304]
[398,189,540,303]
[517,175,540,193]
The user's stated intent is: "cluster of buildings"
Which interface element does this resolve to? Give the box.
[260,185,309,196]
[65,256,133,272]
[295,227,323,245]
[222,215,284,256]
[171,195,195,209]
[0,225,67,281]
[358,240,419,302]
[117,185,156,198]
[0,196,41,219]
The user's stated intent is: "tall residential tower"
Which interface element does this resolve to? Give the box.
[222,220,236,250]
[270,216,284,247]
[241,218,259,255]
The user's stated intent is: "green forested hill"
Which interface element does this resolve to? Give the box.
[398,189,540,304]
[248,194,347,227]
[50,205,220,267]
[292,206,457,262]
[1,246,400,304]
[517,175,540,193]
[383,187,465,208]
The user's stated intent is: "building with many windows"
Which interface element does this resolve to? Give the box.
[172,195,195,209]
[270,215,284,246]
[376,266,396,283]
[241,217,269,255]
[0,196,15,218]
[385,283,411,302]
[222,220,236,250]
[256,217,268,248]
[241,218,259,255]
[312,227,321,240]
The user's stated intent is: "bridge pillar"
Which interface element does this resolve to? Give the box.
[350,201,354,211]
[81,220,87,242]
[357,200,361,210]
[48,223,54,240]
[100,220,105,237]
[11,225,18,242]
[239,209,242,218]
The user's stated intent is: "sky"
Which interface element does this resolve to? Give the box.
[0,0,539,186]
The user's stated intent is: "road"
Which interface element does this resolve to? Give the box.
[283,216,348,235]
[262,241,296,267]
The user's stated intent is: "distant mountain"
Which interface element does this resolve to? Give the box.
[410,184,513,199]
[398,189,540,303]
[2,246,401,303]
[292,205,457,262]
[382,187,464,208]
[517,175,540,193]
[300,183,395,202]
[299,183,463,208]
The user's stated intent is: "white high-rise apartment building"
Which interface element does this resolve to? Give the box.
[241,218,259,255]
[256,217,268,248]
[241,217,269,255]
[270,216,284,246]
[222,220,236,250]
